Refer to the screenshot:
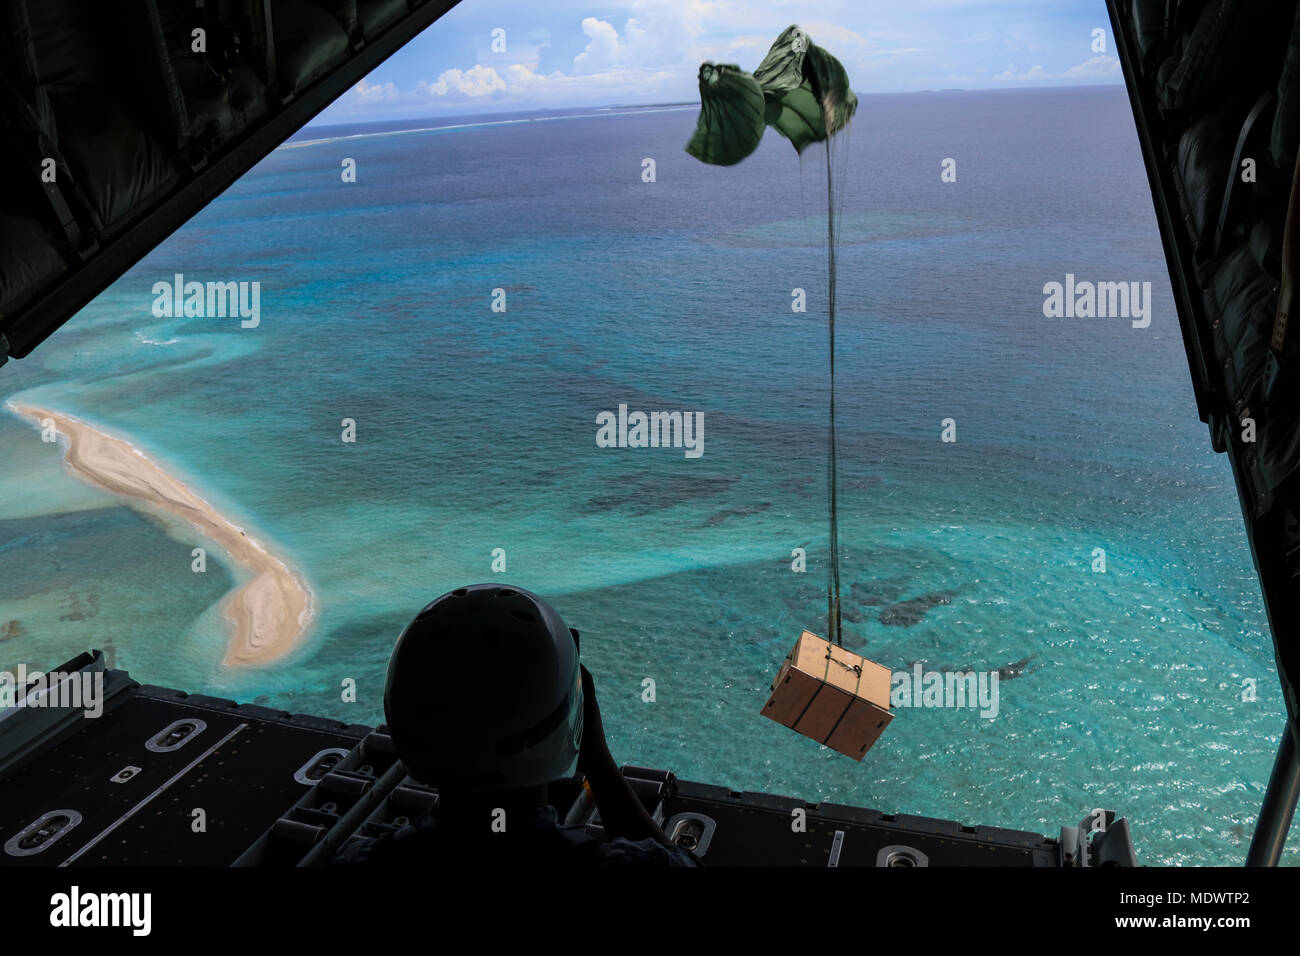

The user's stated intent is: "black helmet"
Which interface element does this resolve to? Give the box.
[384,584,583,790]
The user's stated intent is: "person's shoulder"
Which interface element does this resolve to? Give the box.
[332,832,389,866]
[595,836,701,867]
[331,816,434,867]
[551,823,699,866]
[332,815,700,868]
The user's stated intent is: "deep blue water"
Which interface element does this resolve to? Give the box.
[1,87,1292,864]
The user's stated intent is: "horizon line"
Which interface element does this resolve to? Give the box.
[307,81,1126,129]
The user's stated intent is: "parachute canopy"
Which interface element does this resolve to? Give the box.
[685,25,858,166]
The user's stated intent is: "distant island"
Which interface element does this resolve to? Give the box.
[6,402,314,668]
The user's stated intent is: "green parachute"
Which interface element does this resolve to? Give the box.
[685,25,858,166]
[686,26,857,650]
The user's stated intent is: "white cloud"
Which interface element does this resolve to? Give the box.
[501,60,679,101]
[380,15,698,106]
[993,62,1048,82]
[353,78,398,102]
[320,3,1123,121]
[993,53,1120,83]
[420,64,508,97]
[1061,54,1122,79]
[572,17,623,72]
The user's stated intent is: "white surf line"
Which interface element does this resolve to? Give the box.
[281,105,696,149]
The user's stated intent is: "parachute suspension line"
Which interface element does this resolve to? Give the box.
[825,135,843,648]
[681,26,859,650]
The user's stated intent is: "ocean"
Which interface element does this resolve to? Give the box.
[0,86,1290,865]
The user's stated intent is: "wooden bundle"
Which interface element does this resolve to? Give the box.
[760,631,892,759]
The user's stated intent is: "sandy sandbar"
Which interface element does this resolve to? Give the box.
[8,402,313,667]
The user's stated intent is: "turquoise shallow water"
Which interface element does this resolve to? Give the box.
[0,88,1293,864]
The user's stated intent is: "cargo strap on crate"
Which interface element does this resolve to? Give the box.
[823,650,864,690]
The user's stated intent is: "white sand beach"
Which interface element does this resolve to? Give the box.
[8,402,313,667]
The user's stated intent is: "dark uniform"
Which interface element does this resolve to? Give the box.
[333,804,700,868]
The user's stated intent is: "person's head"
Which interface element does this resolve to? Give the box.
[384,584,583,808]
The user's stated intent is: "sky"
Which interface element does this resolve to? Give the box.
[313,0,1124,124]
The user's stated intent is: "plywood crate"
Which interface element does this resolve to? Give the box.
[760,630,893,759]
